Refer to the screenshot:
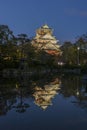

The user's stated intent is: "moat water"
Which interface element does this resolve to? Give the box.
[0,73,87,130]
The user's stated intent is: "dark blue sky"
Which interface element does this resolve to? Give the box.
[0,0,87,43]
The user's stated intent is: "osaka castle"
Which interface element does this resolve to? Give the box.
[32,24,62,56]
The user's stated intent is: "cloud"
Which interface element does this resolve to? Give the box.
[65,8,87,17]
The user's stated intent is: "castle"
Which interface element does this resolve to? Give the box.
[32,24,62,56]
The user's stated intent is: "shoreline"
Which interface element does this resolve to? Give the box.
[1,66,87,78]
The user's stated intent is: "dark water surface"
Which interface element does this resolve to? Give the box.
[0,73,87,130]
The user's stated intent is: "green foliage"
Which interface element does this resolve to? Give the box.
[61,41,77,64]
[61,36,87,66]
[0,25,14,44]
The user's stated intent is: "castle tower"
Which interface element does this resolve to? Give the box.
[32,24,62,56]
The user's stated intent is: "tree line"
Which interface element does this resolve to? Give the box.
[61,35,87,66]
[0,24,87,70]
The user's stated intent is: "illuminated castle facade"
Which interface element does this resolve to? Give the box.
[32,24,62,56]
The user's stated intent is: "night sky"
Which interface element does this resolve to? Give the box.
[0,0,87,43]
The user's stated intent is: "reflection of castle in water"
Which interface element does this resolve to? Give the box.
[33,78,61,110]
